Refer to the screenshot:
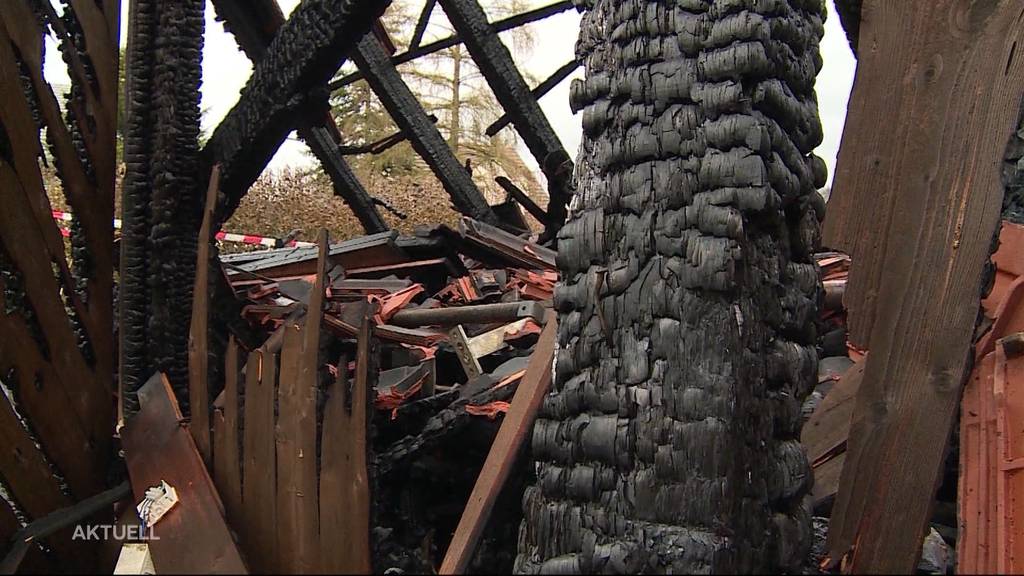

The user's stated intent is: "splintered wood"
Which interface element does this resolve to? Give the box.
[823,2,1024,573]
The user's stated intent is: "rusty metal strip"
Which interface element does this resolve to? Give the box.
[440,311,555,574]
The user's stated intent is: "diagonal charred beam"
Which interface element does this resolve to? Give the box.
[485,59,579,137]
[211,0,389,234]
[408,0,436,51]
[202,0,393,228]
[353,33,497,224]
[436,0,573,238]
[327,1,573,92]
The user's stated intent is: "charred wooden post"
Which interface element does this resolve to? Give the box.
[121,0,206,413]
[517,0,827,573]
[210,0,390,233]
[435,0,575,238]
[352,33,498,224]
[201,0,393,229]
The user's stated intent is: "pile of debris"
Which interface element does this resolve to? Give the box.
[219,216,557,572]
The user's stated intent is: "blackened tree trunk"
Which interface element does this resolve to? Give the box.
[517,1,827,573]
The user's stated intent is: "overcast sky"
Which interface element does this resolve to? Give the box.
[46,0,855,185]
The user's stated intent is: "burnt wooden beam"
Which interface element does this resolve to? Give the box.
[495,176,547,224]
[822,2,1024,573]
[202,0,393,228]
[327,1,574,91]
[210,0,389,233]
[352,33,497,223]
[408,0,437,51]
[485,59,579,137]
[440,312,555,575]
[833,0,862,55]
[436,0,573,237]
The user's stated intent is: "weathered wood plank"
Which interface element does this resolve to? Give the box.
[122,374,247,574]
[318,301,373,573]
[189,166,221,466]
[242,346,278,573]
[440,312,555,575]
[824,2,1024,572]
[801,360,865,465]
[213,336,242,527]
[275,322,318,573]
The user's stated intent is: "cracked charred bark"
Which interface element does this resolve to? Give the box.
[120,0,205,413]
[517,1,827,573]
[352,32,498,224]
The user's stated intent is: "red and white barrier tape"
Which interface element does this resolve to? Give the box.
[51,210,314,248]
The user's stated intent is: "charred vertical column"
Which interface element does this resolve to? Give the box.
[120,0,205,413]
[352,33,498,224]
[435,0,574,238]
[517,1,826,573]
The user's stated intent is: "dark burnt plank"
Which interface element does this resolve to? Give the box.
[209,0,389,233]
[436,0,573,236]
[122,374,247,574]
[352,33,497,223]
[202,0,393,228]
[824,2,1024,572]
[318,301,374,573]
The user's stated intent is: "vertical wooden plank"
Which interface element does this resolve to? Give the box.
[275,323,318,574]
[213,336,242,528]
[822,2,1024,572]
[318,302,374,574]
[440,312,556,575]
[243,347,277,573]
[188,165,221,466]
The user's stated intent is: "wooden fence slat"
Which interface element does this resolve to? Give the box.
[318,302,373,573]
[275,324,318,574]
[189,166,222,466]
[243,347,277,573]
[213,336,242,527]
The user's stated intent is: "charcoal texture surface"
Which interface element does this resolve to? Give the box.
[517,1,826,572]
[1002,102,1024,224]
[120,0,205,412]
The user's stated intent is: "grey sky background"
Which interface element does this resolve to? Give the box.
[45,0,855,186]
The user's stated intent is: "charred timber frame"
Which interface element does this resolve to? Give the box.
[209,0,389,234]
[436,0,574,237]
[352,33,498,224]
[200,0,393,230]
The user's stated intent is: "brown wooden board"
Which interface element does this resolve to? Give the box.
[189,166,222,465]
[440,312,555,574]
[275,323,318,573]
[242,347,278,573]
[122,374,247,574]
[801,360,865,465]
[823,3,1024,572]
[318,301,374,573]
[213,336,243,527]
